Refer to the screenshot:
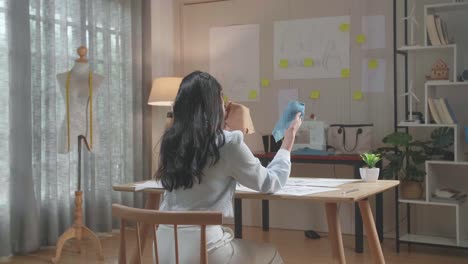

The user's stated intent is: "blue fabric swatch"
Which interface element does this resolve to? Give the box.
[272,101,305,142]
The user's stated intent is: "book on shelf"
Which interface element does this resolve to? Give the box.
[426,15,450,46]
[426,15,441,46]
[428,97,457,124]
[444,98,458,123]
[428,98,443,124]
[432,188,467,204]
[435,16,447,45]
[435,98,453,124]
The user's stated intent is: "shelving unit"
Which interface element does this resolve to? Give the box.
[393,0,468,252]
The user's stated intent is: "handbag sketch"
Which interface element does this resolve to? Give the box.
[328,124,373,154]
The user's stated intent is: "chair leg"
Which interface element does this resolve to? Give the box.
[130,193,161,264]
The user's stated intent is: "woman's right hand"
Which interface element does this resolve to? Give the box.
[288,112,302,134]
[281,112,303,152]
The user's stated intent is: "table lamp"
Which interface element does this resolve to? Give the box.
[148,77,182,127]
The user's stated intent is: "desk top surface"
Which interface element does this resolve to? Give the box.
[113,179,399,203]
[254,152,362,161]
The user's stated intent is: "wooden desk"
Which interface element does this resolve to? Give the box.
[254,152,384,253]
[113,180,399,264]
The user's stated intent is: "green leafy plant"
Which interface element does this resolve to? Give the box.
[376,128,454,182]
[360,153,382,168]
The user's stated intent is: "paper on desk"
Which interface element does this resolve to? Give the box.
[276,185,338,196]
[287,178,361,188]
[236,184,338,196]
[134,180,163,191]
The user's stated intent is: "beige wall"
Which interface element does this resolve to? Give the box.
[149,0,397,236]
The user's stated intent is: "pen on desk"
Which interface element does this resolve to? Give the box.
[341,188,359,195]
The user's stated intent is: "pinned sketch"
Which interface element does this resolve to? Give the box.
[361,15,386,50]
[278,88,298,119]
[210,24,260,102]
[274,16,350,80]
[362,58,386,93]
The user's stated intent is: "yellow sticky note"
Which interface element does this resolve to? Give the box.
[248,90,258,100]
[261,79,270,87]
[368,59,378,69]
[223,95,229,102]
[353,91,363,101]
[310,90,320,100]
[356,34,366,44]
[341,68,350,78]
[279,59,289,68]
[339,23,350,32]
[303,58,314,67]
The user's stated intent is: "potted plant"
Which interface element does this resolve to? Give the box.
[377,128,454,199]
[360,153,382,182]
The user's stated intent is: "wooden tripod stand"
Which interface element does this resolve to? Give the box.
[51,135,104,263]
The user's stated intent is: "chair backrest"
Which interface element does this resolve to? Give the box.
[112,204,223,264]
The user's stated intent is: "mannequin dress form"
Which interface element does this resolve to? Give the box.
[52,46,104,264]
[57,46,104,154]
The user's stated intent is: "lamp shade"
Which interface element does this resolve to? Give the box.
[148,77,182,106]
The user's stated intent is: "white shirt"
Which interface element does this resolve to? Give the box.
[159,130,291,217]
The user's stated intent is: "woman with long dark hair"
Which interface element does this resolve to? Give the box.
[156,71,302,263]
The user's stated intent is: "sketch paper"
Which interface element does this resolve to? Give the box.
[278,88,299,119]
[361,15,386,50]
[287,178,361,188]
[134,181,163,191]
[362,59,386,93]
[276,186,338,196]
[274,16,350,80]
[210,24,260,102]
[236,184,338,196]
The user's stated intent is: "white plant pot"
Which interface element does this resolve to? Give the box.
[359,168,380,182]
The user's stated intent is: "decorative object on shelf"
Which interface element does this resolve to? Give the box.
[359,153,382,182]
[426,59,449,81]
[465,126,468,143]
[432,187,467,204]
[377,128,454,199]
[460,69,468,81]
[402,1,418,45]
[399,80,420,123]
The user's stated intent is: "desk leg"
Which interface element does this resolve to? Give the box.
[262,200,269,231]
[234,198,243,239]
[376,160,384,243]
[354,164,364,253]
[376,193,384,243]
[325,203,346,264]
[358,199,385,264]
[131,193,160,264]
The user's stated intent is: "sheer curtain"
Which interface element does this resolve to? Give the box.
[0,0,146,257]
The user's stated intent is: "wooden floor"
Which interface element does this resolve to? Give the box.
[2,226,468,264]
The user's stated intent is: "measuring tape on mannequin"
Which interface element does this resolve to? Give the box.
[66,71,93,152]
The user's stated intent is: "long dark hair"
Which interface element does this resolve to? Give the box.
[155,71,226,191]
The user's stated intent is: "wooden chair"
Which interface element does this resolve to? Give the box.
[112,204,223,264]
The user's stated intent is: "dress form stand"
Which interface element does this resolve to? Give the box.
[52,135,104,263]
[52,47,104,263]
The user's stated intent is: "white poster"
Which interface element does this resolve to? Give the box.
[362,59,386,93]
[210,24,260,102]
[361,15,386,50]
[274,16,350,80]
[278,88,298,119]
